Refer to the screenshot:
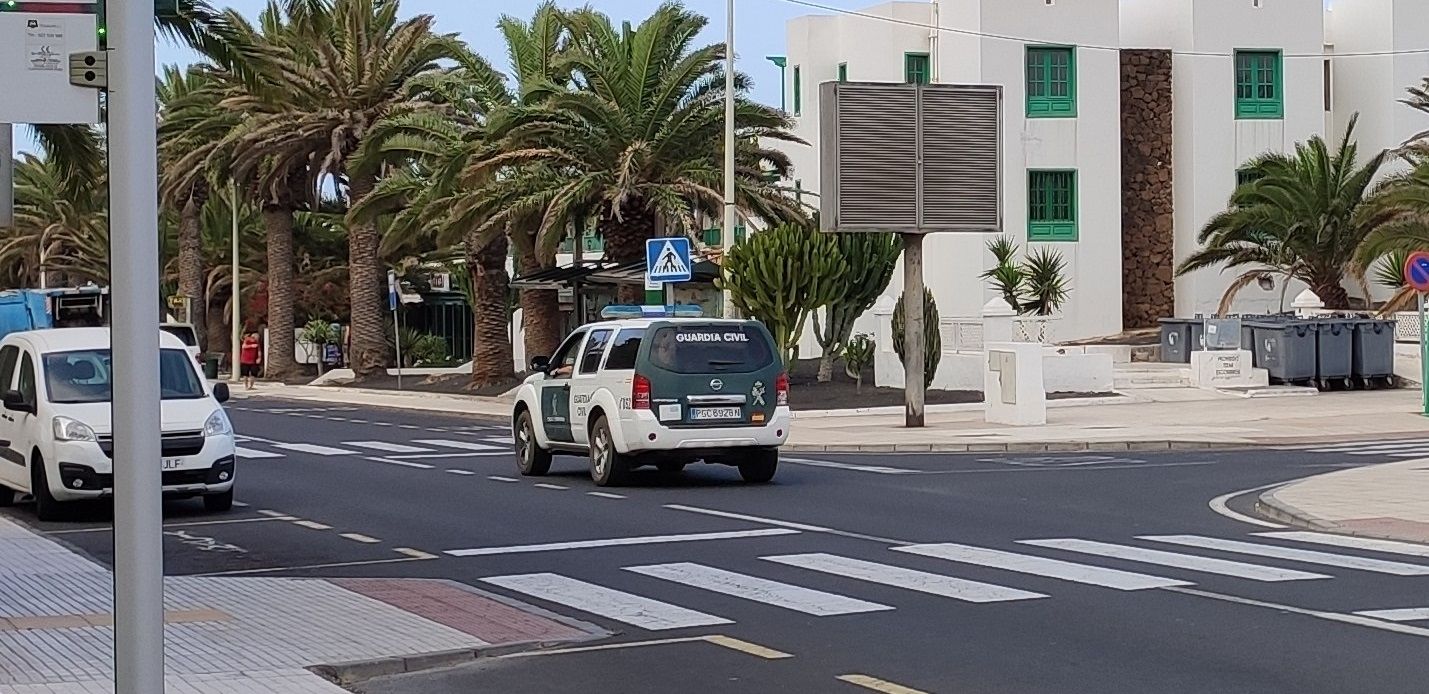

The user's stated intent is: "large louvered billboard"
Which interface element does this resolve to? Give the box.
[819,82,1002,233]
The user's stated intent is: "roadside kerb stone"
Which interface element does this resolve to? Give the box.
[786,440,1244,454]
[1255,490,1339,532]
[311,639,602,686]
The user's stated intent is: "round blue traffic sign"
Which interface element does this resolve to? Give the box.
[1405,252,1429,293]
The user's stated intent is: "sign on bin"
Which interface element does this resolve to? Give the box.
[1404,251,1429,293]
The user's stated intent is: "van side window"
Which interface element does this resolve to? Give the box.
[0,346,18,391]
[579,330,613,375]
[18,353,36,404]
[603,328,646,370]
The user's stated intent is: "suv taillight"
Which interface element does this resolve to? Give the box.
[633,374,652,409]
[775,373,789,407]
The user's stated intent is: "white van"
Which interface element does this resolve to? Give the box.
[0,328,237,521]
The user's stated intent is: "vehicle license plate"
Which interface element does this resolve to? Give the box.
[691,407,741,421]
[161,457,184,470]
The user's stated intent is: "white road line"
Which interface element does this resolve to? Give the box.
[625,562,893,616]
[274,443,357,456]
[588,492,626,499]
[446,469,477,476]
[1018,538,1331,582]
[394,547,438,560]
[763,553,1046,603]
[1353,608,1429,622]
[534,483,569,490]
[488,475,519,483]
[445,528,800,557]
[1142,535,1429,575]
[413,438,504,452]
[234,447,283,459]
[340,533,381,544]
[291,520,332,530]
[256,509,289,518]
[232,501,249,508]
[663,504,907,545]
[1207,482,1286,529]
[481,573,732,631]
[346,441,433,454]
[1166,586,1429,639]
[1252,531,1429,559]
[362,456,436,470]
[837,674,930,694]
[782,458,917,475]
[893,543,1193,590]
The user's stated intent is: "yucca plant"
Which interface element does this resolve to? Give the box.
[980,236,1072,316]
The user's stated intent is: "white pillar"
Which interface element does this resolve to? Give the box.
[108,0,165,691]
[981,296,1017,345]
[721,0,738,318]
[1291,289,1324,318]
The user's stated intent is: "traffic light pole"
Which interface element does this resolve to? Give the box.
[0,124,11,229]
[107,0,165,691]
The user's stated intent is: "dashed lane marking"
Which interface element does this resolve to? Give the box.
[588,492,626,499]
[363,456,436,470]
[534,483,569,490]
[340,533,382,544]
[1353,608,1429,622]
[488,475,520,483]
[836,674,930,694]
[446,469,477,476]
[394,547,439,560]
[291,520,333,530]
[347,441,432,453]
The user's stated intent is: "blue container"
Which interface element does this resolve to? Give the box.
[0,290,51,340]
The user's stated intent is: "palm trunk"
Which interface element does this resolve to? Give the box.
[470,233,515,388]
[518,249,562,360]
[1311,279,1351,310]
[345,173,391,378]
[598,207,656,304]
[177,193,207,351]
[262,200,297,379]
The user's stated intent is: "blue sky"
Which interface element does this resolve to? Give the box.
[12,0,863,154]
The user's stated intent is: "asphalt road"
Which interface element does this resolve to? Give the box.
[8,398,1429,694]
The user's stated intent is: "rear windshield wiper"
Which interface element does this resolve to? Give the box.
[707,359,742,366]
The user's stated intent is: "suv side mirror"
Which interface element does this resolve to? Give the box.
[212,382,231,404]
[2,390,32,415]
[529,356,551,373]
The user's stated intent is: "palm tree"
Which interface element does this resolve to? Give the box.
[219,0,464,378]
[158,65,220,349]
[1177,117,1392,311]
[0,154,109,288]
[1354,157,1429,312]
[472,1,805,302]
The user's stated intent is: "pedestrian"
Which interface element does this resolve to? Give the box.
[239,331,262,390]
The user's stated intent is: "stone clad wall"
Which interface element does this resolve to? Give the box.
[1120,49,1175,328]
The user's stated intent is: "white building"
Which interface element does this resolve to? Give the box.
[778,0,1429,351]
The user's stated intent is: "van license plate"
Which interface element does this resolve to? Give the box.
[161,458,184,470]
[691,407,741,421]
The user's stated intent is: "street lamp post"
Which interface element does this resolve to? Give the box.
[230,181,241,383]
[0,123,12,230]
[108,0,165,691]
[722,0,737,318]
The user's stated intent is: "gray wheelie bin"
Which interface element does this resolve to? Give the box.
[1246,319,1318,383]
[1350,318,1397,382]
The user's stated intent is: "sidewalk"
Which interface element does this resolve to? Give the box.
[243,384,1429,452]
[1259,459,1429,545]
[0,516,602,693]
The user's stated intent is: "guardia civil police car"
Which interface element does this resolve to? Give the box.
[511,305,790,486]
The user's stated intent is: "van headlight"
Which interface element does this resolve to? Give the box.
[203,410,232,437]
[53,416,97,442]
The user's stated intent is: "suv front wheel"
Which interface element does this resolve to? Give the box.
[589,416,629,487]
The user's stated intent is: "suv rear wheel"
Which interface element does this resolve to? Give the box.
[589,416,629,487]
[514,410,552,476]
[739,449,779,484]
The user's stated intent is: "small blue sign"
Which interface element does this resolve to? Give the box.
[646,237,693,284]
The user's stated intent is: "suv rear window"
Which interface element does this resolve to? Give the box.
[160,325,198,347]
[648,324,775,374]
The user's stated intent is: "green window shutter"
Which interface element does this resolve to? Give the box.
[1235,168,1263,188]
[1026,46,1076,118]
[793,65,802,115]
[1028,170,1078,241]
[838,63,848,82]
[904,53,930,85]
[1234,50,1283,119]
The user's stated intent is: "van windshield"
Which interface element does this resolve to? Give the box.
[648,324,775,374]
[43,348,207,404]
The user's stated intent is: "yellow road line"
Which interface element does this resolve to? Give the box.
[702,635,793,660]
[837,674,930,694]
[339,533,381,544]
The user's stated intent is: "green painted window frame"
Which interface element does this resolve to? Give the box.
[837,62,848,82]
[1235,168,1263,188]
[1028,170,1078,241]
[1235,50,1283,119]
[792,65,802,115]
[701,226,747,246]
[1026,46,1076,118]
[904,52,930,85]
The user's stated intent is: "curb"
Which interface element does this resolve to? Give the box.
[310,639,588,686]
[783,440,1241,454]
[1254,488,1339,531]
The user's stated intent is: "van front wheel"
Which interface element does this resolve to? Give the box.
[32,458,66,522]
[203,489,234,513]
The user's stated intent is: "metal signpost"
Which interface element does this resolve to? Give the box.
[646,237,694,310]
[389,269,402,390]
[1404,251,1429,415]
[819,82,1003,428]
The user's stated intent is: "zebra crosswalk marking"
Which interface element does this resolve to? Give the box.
[1142,535,1429,576]
[625,562,893,616]
[1252,531,1429,559]
[1018,538,1331,582]
[1353,608,1429,622]
[273,443,356,456]
[413,438,504,452]
[346,441,432,453]
[762,553,1047,603]
[234,447,283,459]
[893,542,1194,590]
[481,573,732,630]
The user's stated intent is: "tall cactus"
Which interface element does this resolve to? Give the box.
[892,289,941,388]
[718,223,847,366]
[812,232,899,382]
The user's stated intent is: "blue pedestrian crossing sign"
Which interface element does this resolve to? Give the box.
[646,237,693,284]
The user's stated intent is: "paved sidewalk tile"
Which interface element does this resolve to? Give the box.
[1263,459,1429,545]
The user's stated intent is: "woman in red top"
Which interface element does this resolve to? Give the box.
[239,332,262,390]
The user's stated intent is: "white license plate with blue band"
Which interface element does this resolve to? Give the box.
[690,407,741,421]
